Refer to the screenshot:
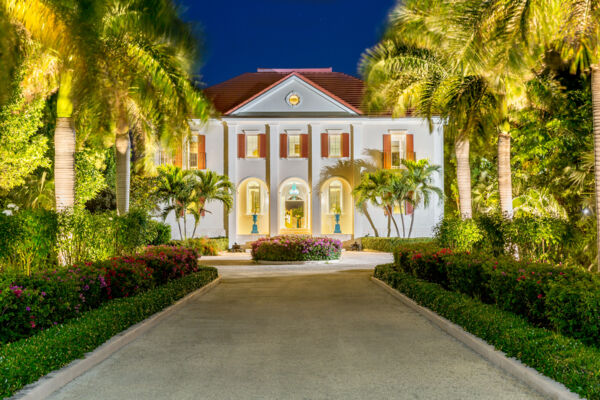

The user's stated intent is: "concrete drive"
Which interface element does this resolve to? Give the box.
[48,254,543,400]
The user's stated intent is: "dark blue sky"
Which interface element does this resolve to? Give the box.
[176,0,397,87]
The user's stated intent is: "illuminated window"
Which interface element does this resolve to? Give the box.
[328,134,342,157]
[391,134,406,168]
[246,135,260,158]
[288,135,301,157]
[188,139,198,169]
[393,202,405,214]
[247,182,262,214]
[158,149,172,166]
[329,181,342,214]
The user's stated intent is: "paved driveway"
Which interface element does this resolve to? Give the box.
[48,253,543,400]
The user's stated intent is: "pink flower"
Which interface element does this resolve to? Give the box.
[537,294,543,299]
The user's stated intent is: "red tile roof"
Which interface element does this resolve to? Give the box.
[204,69,367,115]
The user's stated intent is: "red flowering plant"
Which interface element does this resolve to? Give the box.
[0,246,201,344]
[251,235,342,262]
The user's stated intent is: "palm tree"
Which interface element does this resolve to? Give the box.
[156,165,194,239]
[354,170,399,237]
[92,0,210,215]
[188,170,233,238]
[402,159,443,238]
[361,3,496,220]
[389,171,411,237]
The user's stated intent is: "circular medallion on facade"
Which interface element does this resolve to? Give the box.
[286,92,301,107]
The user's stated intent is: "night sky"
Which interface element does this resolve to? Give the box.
[176,0,397,87]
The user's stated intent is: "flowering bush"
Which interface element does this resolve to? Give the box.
[393,246,600,345]
[251,235,342,262]
[0,245,200,343]
[168,237,228,256]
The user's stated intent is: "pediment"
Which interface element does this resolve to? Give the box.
[228,74,361,117]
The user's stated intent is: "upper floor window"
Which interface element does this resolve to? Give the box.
[288,135,301,158]
[246,135,260,158]
[188,139,198,169]
[391,134,406,169]
[158,149,172,166]
[328,134,342,157]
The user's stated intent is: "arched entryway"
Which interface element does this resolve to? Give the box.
[237,178,269,235]
[320,177,353,234]
[279,178,310,234]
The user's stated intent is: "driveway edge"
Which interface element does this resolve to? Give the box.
[12,276,222,400]
[370,277,581,400]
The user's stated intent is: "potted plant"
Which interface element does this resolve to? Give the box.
[291,207,304,229]
[332,205,342,233]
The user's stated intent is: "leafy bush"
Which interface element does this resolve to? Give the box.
[169,237,227,256]
[0,209,58,274]
[374,265,600,400]
[251,235,342,262]
[360,237,434,253]
[0,246,200,343]
[0,269,217,399]
[392,246,600,345]
[434,217,482,252]
[150,220,172,245]
[504,215,571,263]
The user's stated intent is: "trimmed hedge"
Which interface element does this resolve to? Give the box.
[1,246,200,343]
[374,265,600,400]
[393,246,600,346]
[251,235,342,261]
[360,237,434,253]
[0,269,217,399]
[168,237,228,256]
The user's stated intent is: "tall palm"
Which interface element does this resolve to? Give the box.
[389,172,411,237]
[354,170,399,237]
[95,0,209,215]
[188,170,233,238]
[403,159,443,238]
[1,0,94,211]
[361,3,495,220]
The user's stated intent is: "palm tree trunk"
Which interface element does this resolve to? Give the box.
[115,127,130,216]
[591,65,600,272]
[498,132,513,219]
[399,213,406,238]
[455,135,472,219]
[386,209,391,237]
[54,117,76,210]
[362,206,379,237]
[388,205,400,237]
[408,214,415,238]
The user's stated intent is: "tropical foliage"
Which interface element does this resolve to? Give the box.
[251,235,342,262]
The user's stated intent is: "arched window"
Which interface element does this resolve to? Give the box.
[328,180,343,214]
[247,182,262,215]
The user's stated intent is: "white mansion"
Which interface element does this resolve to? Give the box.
[161,68,444,246]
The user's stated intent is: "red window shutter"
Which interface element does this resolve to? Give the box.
[300,134,309,158]
[406,134,415,161]
[280,134,287,158]
[405,191,414,215]
[259,134,267,158]
[321,133,329,158]
[342,133,350,158]
[174,143,182,168]
[237,134,245,159]
[383,134,391,169]
[198,135,206,169]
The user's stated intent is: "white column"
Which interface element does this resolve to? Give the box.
[227,123,239,247]
[351,123,364,238]
[310,123,322,235]
[268,124,280,236]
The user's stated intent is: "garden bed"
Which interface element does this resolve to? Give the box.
[0,268,218,398]
[251,235,342,262]
[374,264,599,400]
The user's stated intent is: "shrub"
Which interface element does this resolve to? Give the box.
[169,237,222,256]
[150,221,172,245]
[392,246,600,345]
[504,216,571,263]
[360,237,434,253]
[0,246,200,343]
[434,217,482,252]
[0,269,217,399]
[0,209,58,274]
[374,265,600,400]
[251,235,342,261]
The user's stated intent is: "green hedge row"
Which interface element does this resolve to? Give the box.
[360,237,435,252]
[0,268,218,398]
[393,246,600,346]
[374,265,600,400]
[168,237,229,255]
